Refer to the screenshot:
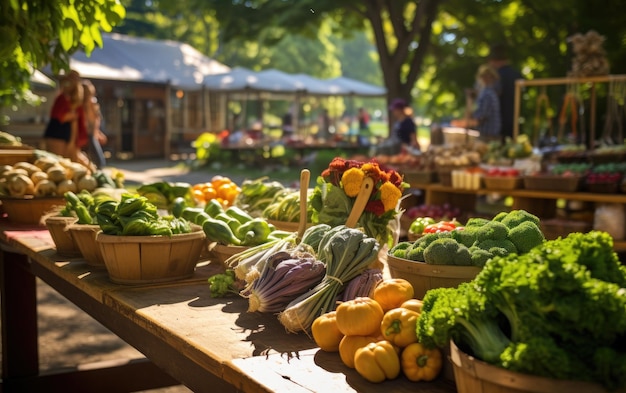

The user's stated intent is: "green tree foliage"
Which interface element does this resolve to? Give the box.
[0,0,126,107]
[165,0,441,132]
[114,0,626,139]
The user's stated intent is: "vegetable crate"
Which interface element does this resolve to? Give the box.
[210,244,250,266]
[1,197,66,225]
[45,216,81,257]
[483,176,523,190]
[0,149,34,166]
[450,340,615,393]
[403,170,438,186]
[387,255,481,299]
[523,175,582,192]
[96,228,206,284]
[69,224,105,267]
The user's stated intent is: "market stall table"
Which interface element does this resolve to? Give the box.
[0,223,457,392]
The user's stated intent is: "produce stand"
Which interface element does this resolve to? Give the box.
[0,222,456,392]
[413,182,626,251]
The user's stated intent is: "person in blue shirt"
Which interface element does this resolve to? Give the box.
[471,64,501,142]
[488,43,524,140]
[389,98,420,152]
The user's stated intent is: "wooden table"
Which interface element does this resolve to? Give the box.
[0,224,457,393]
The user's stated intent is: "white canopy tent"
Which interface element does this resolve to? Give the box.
[68,33,230,89]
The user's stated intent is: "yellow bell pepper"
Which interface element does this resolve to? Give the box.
[381,307,419,348]
[401,342,443,382]
[311,311,344,352]
[373,278,415,312]
[354,340,401,383]
[335,297,384,336]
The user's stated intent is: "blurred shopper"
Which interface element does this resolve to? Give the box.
[389,98,420,153]
[358,107,370,132]
[81,80,107,169]
[43,70,82,158]
[470,64,501,142]
[488,43,524,139]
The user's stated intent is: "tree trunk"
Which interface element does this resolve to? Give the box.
[363,0,442,137]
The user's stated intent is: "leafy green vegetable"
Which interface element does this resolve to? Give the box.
[418,231,626,390]
[208,270,237,298]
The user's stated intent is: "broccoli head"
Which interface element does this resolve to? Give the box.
[476,238,517,254]
[508,220,544,254]
[390,241,411,259]
[465,217,491,227]
[451,227,478,247]
[423,238,472,265]
[497,209,541,229]
[406,244,426,262]
[492,211,508,222]
[469,247,493,267]
[474,221,510,242]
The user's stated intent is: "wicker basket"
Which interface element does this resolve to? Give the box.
[0,149,35,166]
[96,228,206,284]
[403,170,438,186]
[266,219,309,232]
[1,196,66,225]
[438,170,453,187]
[523,175,582,192]
[483,176,523,190]
[586,182,620,194]
[450,340,620,393]
[211,244,250,266]
[387,255,481,299]
[45,216,81,257]
[68,224,105,267]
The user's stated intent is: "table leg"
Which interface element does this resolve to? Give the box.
[0,250,39,379]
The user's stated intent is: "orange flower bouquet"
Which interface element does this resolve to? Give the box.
[310,157,408,246]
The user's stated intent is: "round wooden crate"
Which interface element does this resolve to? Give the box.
[211,243,250,266]
[45,216,81,257]
[266,219,305,232]
[450,340,621,393]
[96,228,206,284]
[1,196,66,225]
[387,254,481,299]
[68,224,105,268]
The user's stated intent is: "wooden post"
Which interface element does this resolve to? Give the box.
[513,79,522,139]
[164,82,172,159]
[590,82,597,150]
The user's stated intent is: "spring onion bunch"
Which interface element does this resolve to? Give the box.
[278,225,380,333]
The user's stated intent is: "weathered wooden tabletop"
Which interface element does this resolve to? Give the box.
[1,224,457,393]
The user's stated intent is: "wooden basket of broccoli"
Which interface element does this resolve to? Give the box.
[387,210,546,299]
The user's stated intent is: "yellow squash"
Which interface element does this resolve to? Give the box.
[381,307,419,347]
[338,334,379,368]
[372,278,415,312]
[335,297,384,336]
[400,298,423,313]
[401,342,443,382]
[311,311,344,352]
[354,340,401,383]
